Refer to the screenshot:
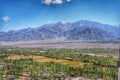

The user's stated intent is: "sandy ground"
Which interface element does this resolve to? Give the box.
[0,40,120,49]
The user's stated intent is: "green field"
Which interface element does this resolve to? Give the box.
[0,48,119,80]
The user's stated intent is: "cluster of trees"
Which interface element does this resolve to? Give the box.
[0,48,118,80]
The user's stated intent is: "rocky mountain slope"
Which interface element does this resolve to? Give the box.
[0,20,120,42]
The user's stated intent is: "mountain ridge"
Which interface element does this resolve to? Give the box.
[0,20,120,42]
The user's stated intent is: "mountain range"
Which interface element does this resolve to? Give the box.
[0,20,120,42]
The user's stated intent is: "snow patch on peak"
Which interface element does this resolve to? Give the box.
[60,20,68,24]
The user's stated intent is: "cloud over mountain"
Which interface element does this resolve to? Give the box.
[3,16,10,23]
[3,16,10,25]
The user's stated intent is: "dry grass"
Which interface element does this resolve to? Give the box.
[0,54,4,56]
[7,55,90,67]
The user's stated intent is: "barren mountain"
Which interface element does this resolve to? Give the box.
[0,20,120,42]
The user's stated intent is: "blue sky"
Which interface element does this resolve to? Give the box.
[0,0,120,31]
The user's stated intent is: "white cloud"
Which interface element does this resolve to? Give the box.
[44,0,52,5]
[43,0,71,5]
[52,0,63,4]
[3,16,10,23]
[67,0,71,2]
[2,16,10,26]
